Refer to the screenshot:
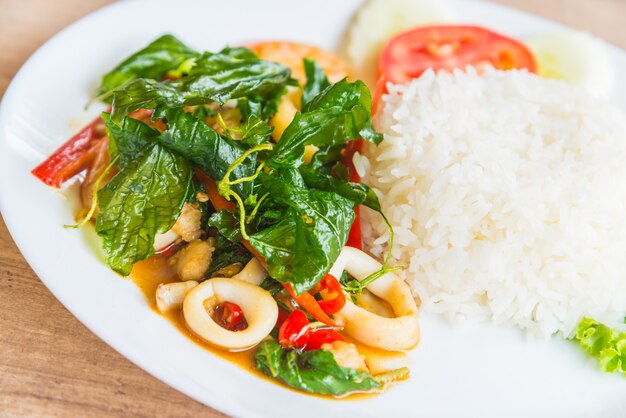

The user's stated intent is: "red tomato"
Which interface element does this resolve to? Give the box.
[278,310,311,349]
[379,25,536,84]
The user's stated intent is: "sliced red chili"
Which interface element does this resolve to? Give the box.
[315,274,346,315]
[342,138,364,250]
[278,309,310,349]
[214,301,247,331]
[283,283,335,327]
[304,328,346,351]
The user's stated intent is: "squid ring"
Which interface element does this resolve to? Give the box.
[183,277,278,350]
[328,246,420,350]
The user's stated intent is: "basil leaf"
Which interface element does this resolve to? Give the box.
[207,210,241,242]
[302,58,330,107]
[249,174,355,293]
[96,145,193,275]
[110,78,185,125]
[266,79,382,169]
[206,234,252,276]
[239,115,274,145]
[157,108,256,197]
[299,164,381,210]
[180,49,292,103]
[255,339,380,396]
[102,112,160,166]
[109,48,292,123]
[96,34,198,100]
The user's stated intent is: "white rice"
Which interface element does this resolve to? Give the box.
[362,68,626,337]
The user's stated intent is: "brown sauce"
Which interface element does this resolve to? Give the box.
[130,254,408,399]
[130,255,262,376]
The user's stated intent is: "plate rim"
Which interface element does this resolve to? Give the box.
[1,1,625,417]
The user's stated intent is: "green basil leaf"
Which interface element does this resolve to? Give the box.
[255,339,381,396]
[248,174,355,293]
[180,49,292,104]
[299,164,381,211]
[266,79,382,169]
[102,112,160,166]
[302,58,330,107]
[110,78,186,125]
[207,210,241,242]
[206,234,252,276]
[96,145,193,275]
[157,108,257,197]
[96,34,198,100]
[239,115,274,145]
[109,53,292,125]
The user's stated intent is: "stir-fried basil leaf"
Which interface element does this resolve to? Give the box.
[96,34,198,100]
[96,145,192,275]
[109,48,292,124]
[207,210,241,242]
[248,174,355,293]
[102,112,160,166]
[255,339,380,396]
[180,49,292,103]
[299,164,381,210]
[157,108,256,197]
[110,78,185,124]
[206,234,252,276]
[239,115,274,145]
[266,79,382,169]
[302,58,330,107]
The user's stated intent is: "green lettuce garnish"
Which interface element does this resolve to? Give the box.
[573,317,626,374]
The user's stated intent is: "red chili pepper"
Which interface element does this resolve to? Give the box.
[342,138,364,250]
[283,283,336,327]
[275,307,290,329]
[304,328,346,351]
[313,274,346,315]
[278,310,310,349]
[32,115,106,187]
[214,301,247,331]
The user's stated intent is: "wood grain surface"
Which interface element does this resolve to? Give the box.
[0,0,624,417]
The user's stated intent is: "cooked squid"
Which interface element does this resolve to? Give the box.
[183,277,278,350]
[328,246,420,350]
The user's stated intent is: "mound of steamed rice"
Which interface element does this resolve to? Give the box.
[361,68,626,337]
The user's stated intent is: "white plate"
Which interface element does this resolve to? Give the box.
[1,0,625,417]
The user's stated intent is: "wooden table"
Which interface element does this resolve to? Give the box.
[1,0,624,416]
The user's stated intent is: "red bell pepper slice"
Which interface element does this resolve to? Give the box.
[312,274,346,315]
[304,328,346,351]
[278,310,310,349]
[32,115,105,187]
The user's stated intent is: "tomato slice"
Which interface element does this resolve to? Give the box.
[379,25,536,84]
